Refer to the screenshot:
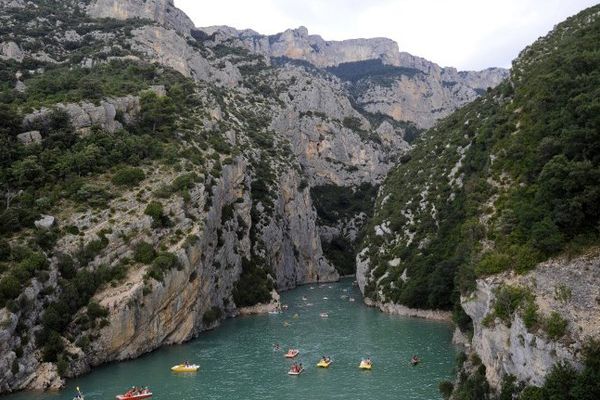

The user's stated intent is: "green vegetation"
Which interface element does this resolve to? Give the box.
[144,201,171,228]
[543,312,568,340]
[133,241,156,264]
[111,167,145,187]
[361,4,600,314]
[483,285,534,327]
[311,183,377,225]
[232,257,273,307]
[311,183,377,274]
[326,59,422,83]
[145,252,180,281]
[202,306,223,325]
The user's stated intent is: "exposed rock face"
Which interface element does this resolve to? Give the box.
[364,297,452,321]
[34,215,55,230]
[0,41,23,61]
[87,0,194,36]
[22,95,140,135]
[270,65,408,186]
[16,130,41,145]
[130,26,241,86]
[462,253,600,388]
[205,26,508,128]
[262,168,338,287]
[0,0,25,7]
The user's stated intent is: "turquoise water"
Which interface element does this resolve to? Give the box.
[6,280,456,400]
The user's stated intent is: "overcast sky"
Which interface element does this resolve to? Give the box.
[174,0,598,71]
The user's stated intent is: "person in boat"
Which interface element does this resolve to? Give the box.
[411,355,420,364]
[74,387,83,400]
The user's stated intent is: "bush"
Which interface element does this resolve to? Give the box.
[476,252,511,276]
[144,201,171,228]
[42,331,65,362]
[543,312,568,340]
[522,301,540,331]
[146,252,180,281]
[202,306,223,325]
[439,380,454,399]
[491,285,532,326]
[86,301,108,320]
[133,241,156,264]
[0,275,21,303]
[111,167,145,187]
[232,257,273,307]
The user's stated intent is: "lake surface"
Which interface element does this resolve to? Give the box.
[6,279,457,400]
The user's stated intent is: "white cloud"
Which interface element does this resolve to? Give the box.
[174,0,598,70]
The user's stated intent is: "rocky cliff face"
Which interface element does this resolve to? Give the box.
[203,26,508,128]
[87,0,194,36]
[462,253,600,388]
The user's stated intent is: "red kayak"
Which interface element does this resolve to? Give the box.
[115,390,152,400]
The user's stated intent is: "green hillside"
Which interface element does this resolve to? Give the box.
[361,4,600,317]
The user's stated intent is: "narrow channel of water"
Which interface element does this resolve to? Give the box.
[5,279,457,400]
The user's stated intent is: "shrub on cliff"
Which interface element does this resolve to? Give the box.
[111,167,145,187]
[232,257,273,307]
[144,201,171,228]
[146,252,180,281]
[202,306,223,325]
[133,241,156,264]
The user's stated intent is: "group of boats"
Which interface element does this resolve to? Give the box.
[72,362,200,400]
[281,348,375,375]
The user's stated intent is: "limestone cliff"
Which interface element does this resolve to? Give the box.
[87,0,194,36]
[462,253,600,388]
[202,26,508,128]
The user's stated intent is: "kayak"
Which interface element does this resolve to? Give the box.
[317,359,332,368]
[359,361,373,370]
[284,349,299,358]
[288,368,304,376]
[115,392,152,400]
[171,364,200,372]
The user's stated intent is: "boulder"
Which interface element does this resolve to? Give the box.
[0,41,23,62]
[34,215,55,230]
[16,131,42,145]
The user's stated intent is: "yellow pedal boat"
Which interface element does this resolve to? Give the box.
[171,364,200,372]
[359,360,372,370]
[317,359,332,368]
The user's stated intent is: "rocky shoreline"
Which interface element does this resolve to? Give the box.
[363,297,453,322]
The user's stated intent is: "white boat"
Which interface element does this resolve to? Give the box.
[349,298,355,302]
[288,368,304,376]
[320,312,328,318]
